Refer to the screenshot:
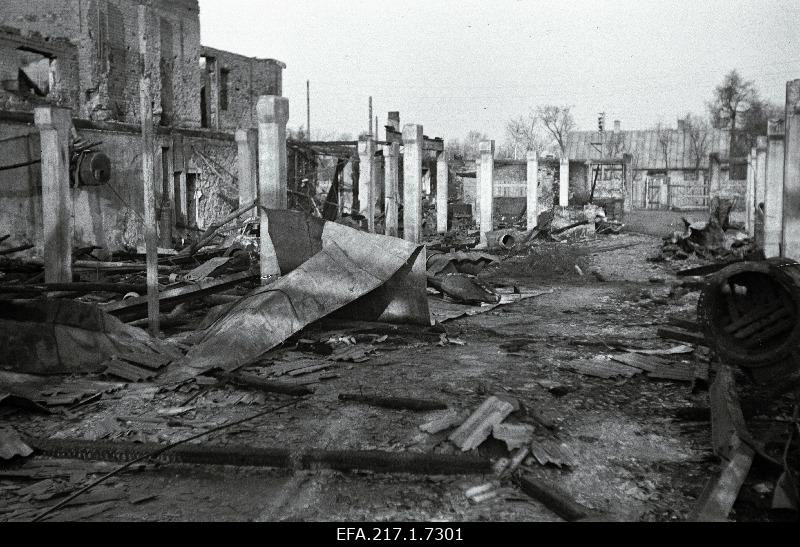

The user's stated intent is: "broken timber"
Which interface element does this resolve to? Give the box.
[338,393,448,411]
[216,372,313,397]
[102,271,255,321]
[657,327,709,347]
[514,473,593,521]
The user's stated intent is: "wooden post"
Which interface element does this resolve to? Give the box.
[765,120,786,258]
[235,128,258,208]
[402,124,424,243]
[138,4,159,335]
[385,142,400,237]
[783,80,800,260]
[256,95,289,283]
[33,106,73,284]
[436,151,449,234]
[526,151,539,229]
[358,136,376,232]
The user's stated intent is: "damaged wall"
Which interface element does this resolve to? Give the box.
[0,116,240,253]
[0,0,203,126]
[200,46,284,132]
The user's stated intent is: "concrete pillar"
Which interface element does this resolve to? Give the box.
[257,96,289,209]
[756,137,768,209]
[783,80,800,260]
[746,147,756,236]
[375,154,385,220]
[526,151,539,229]
[34,106,73,284]
[709,155,721,197]
[436,151,449,234]
[478,140,495,235]
[358,136,376,232]
[235,128,258,207]
[385,142,400,237]
[765,120,786,258]
[402,124,424,243]
[256,95,289,283]
[559,157,570,207]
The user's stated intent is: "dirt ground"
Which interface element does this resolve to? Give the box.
[1,232,794,522]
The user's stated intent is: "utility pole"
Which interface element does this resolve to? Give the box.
[375,116,379,141]
[368,96,373,137]
[306,80,311,141]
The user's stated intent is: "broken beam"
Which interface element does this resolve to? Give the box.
[514,473,593,521]
[216,372,313,397]
[0,282,147,295]
[102,271,255,321]
[338,393,448,411]
[28,438,490,475]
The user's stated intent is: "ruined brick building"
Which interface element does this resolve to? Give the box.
[0,0,285,253]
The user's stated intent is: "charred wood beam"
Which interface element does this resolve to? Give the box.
[27,438,490,475]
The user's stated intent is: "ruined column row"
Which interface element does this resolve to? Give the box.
[761,79,800,260]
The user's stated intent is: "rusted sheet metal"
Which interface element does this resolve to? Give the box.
[449,396,515,451]
[161,226,428,383]
[0,299,179,374]
[102,359,156,383]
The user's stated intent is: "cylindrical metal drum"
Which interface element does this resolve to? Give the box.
[698,258,800,368]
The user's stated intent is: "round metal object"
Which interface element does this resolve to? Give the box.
[77,151,111,186]
[698,258,800,368]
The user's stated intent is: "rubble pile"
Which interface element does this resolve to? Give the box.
[659,198,760,262]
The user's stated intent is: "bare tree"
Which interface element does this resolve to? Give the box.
[603,130,627,159]
[684,114,711,172]
[505,112,547,157]
[655,122,674,170]
[536,105,575,157]
[447,130,490,160]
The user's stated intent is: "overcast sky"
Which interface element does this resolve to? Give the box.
[198,0,800,142]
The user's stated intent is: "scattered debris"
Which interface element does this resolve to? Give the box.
[492,423,535,451]
[0,428,33,460]
[449,396,515,451]
[528,438,576,468]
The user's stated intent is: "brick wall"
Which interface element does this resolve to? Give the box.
[201,46,284,132]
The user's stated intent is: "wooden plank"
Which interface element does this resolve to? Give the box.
[566,358,642,379]
[101,271,255,321]
[691,436,754,521]
[184,257,232,282]
[139,4,158,336]
[657,328,708,347]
